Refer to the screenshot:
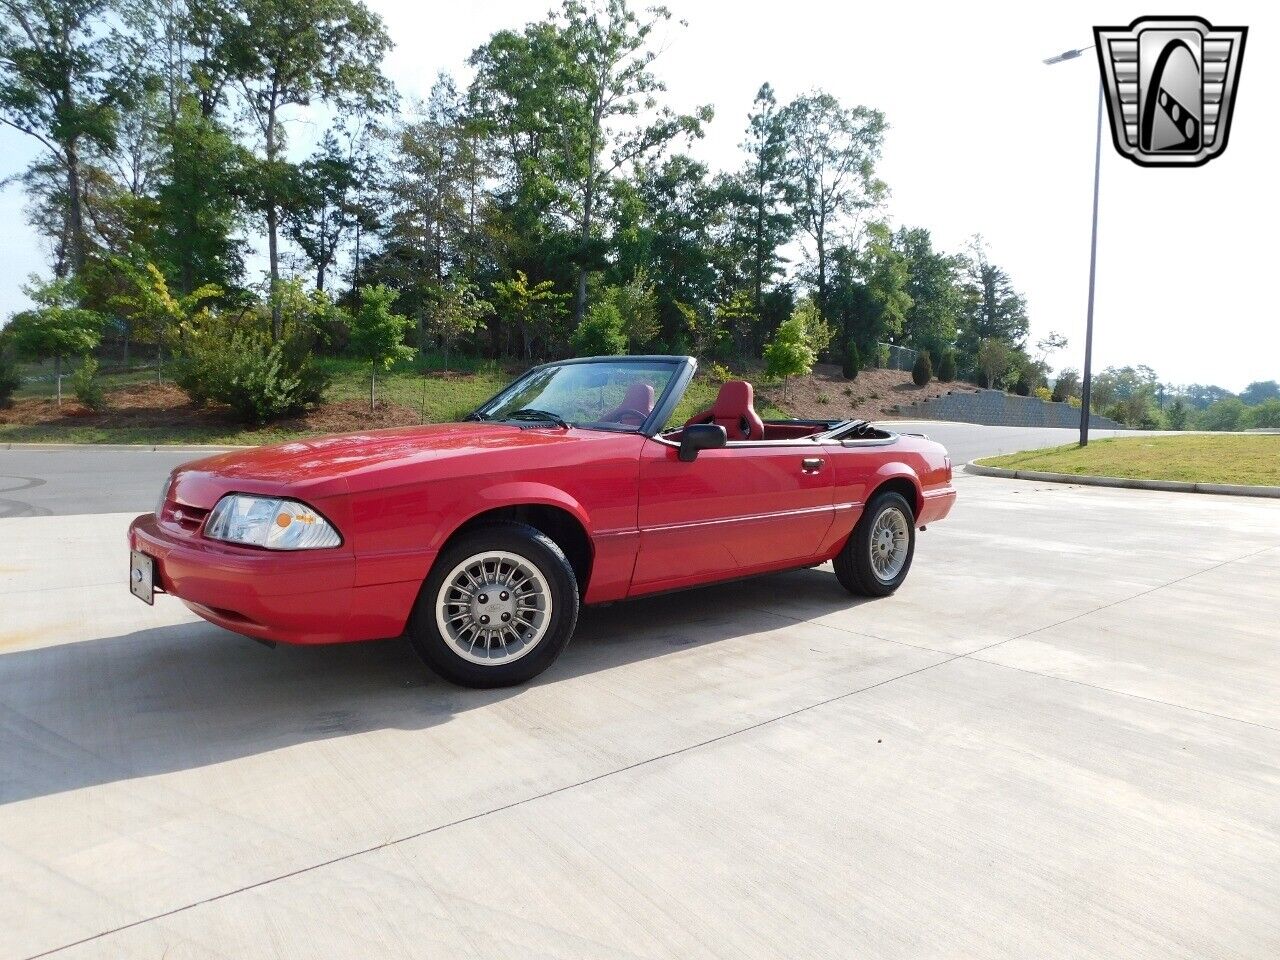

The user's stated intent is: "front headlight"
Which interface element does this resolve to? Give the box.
[205,494,342,550]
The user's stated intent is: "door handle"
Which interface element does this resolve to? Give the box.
[801,457,825,472]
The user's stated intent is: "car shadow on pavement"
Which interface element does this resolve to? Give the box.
[1,566,871,805]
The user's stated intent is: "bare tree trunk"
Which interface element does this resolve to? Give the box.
[266,108,282,340]
[572,177,596,330]
[65,142,88,275]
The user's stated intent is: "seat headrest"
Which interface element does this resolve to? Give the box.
[712,380,754,416]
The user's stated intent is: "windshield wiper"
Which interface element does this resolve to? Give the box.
[505,408,570,428]
[462,410,490,422]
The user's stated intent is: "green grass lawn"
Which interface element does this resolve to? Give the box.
[2,355,787,445]
[977,434,1280,487]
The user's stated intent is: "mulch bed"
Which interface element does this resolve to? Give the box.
[755,364,980,422]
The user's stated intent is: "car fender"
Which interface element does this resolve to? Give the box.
[866,462,924,514]
[436,480,595,550]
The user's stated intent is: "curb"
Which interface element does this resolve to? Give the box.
[964,460,1280,499]
[2,442,248,452]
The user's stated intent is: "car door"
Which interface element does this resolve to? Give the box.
[630,436,835,595]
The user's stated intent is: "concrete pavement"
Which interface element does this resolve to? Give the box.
[2,468,1278,959]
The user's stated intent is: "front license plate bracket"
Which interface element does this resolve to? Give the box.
[130,550,155,605]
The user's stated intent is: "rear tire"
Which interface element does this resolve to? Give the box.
[408,521,579,688]
[834,491,916,597]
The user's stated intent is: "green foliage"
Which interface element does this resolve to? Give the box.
[842,340,860,380]
[491,271,570,361]
[937,350,957,383]
[70,355,105,411]
[174,318,329,424]
[1197,397,1246,432]
[677,299,727,359]
[1033,386,1053,402]
[112,260,222,380]
[6,276,105,403]
[349,285,415,370]
[911,351,933,386]
[349,284,415,409]
[426,279,490,370]
[976,339,1012,389]
[0,344,20,407]
[957,237,1028,363]
[1240,381,1280,406]
[1245,397,1280,429]
[708,362,733,383]
[570,298,627,356]
[1052,368,1081,402]
[1165,398,1189,430]
[611,270,661,352]
[764,306,818,398]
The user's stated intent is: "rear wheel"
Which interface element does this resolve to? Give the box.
[834,491,916,597]
[408,522,579,687]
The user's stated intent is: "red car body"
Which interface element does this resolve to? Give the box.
[129,358,954,647]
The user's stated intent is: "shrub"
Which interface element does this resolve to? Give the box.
[1245,397,1280,429]
[1196,396,1245,431]
[1013,370,1034,396]
[1165,398,1189,430]
[708,361,733,383]
[1052,368,1081,402]
[70,356,105,411]
[570,298,627,356]
[0,347,20,408]
[842,385,854,397]
[937,351,957,383]
[816,393,830,405]
[842,340,860,380]
[1034,386,1053,402]
[911,351,933,386]
[175,322,328,425]
[1068,396,1081,409]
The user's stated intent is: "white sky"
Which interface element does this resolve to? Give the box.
[1,0,1276,390]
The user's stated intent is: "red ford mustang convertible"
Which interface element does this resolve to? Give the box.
[129,356,955,687]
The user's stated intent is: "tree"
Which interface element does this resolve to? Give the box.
[288,124,373,292]
[0,0,150,274]
[152,98,245,296]
[957,238,1029,362]
[823,228,909,357]
[222,0,392,338]
[1035,330,1069,365]
[426,279,490,371]
[1197,396,1245,432]
[676,299,726,360]
[554,0,708,328]
[1165,398,1189,430]
[1241,380,1280,406]
[842,340,860,380]
[1245,397,1280,429]
[491,270,569,361]
[764,306,817,399]
[740,82,792,316]
[348,284,414,411]
[1052,367,1081,402]
[5,275,104,404]
[610,269,660,352]
[976,339,1013,389]
[781,90,886,311]
[894,227,962,360]
[570,296,626,356]
[112,259,220,382]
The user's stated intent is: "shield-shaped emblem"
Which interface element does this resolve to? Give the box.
[1094,16,1247,167]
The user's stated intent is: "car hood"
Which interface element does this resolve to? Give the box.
[169,422,595,506]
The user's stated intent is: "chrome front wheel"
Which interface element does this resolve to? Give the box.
[435,550,552,664]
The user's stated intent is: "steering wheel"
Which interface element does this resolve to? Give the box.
[611,408,650,426]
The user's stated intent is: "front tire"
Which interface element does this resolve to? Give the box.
[834,491,916,597]
[408,522,579,688]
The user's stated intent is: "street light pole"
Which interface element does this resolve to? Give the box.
[1044,45,1102,446]
[1079,79,1102,446]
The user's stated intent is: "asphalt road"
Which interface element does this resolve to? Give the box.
[0,421,1133,518]
[4,472,1278,959]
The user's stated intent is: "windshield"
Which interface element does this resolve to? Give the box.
[476,361,680,431]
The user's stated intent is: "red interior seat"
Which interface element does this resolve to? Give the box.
[685,380,764,441]
[603,382,655,423]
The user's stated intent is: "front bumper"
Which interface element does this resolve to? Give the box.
[128,513,418,644]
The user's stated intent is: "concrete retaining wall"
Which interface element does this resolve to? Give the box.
[894,389,1129,430]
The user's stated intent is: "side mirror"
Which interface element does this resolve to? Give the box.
[678,423,727,462]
